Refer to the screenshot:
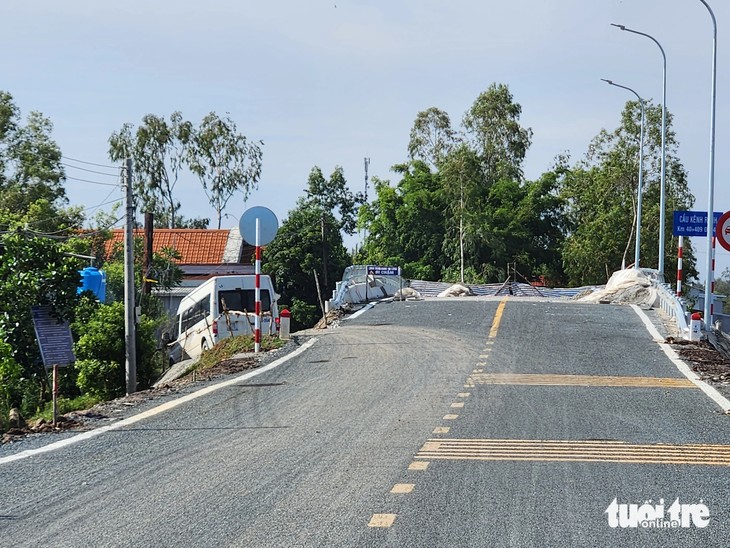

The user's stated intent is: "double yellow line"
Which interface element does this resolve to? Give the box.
[417,438,730,466]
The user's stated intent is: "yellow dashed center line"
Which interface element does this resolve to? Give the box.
[451,402,464,408]
[390,483,415,494]
[443,414,459,420]
[368,514,397,527]
[409,461,429,470]
[416,438,730,466]
[465,373,697,389]
[433,427,450,434]
[458,392,470,398]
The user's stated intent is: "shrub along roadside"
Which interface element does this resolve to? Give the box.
[72,301,159,400]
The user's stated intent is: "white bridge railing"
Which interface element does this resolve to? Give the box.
[649,273,690,338]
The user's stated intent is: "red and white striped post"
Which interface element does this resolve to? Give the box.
[255,217,261,353]
[677,236,683,297]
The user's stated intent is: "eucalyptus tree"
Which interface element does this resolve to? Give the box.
[186,112,263,229]
[408,107,457,169]
[462,82,533,185]
[108,112,193,228]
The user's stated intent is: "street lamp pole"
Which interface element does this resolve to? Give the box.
[699,0,718,330]
[602,79,646,270]
[611,24,667,277]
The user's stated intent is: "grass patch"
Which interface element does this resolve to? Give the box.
[31,393,103,423]
[186,335,286,374]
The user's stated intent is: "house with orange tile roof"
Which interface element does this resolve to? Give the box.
[106,226,257,314]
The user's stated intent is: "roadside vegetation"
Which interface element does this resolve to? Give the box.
[185,335,285,374]
[0,82,700,433]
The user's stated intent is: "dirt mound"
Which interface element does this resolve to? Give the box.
[313,308,347,329]
[1,415,83,445]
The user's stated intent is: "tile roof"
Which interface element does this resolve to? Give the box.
[106,229,235,265]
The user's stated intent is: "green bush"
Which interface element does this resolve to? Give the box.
[290,298,319,331]
[20,373,50,417]
[0,334,23,432]
[72,301,160,398]
[75,359,122,400]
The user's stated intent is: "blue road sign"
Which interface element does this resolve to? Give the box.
[673,211,723,237]
[367,266,401,276]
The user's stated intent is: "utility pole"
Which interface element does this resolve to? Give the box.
[364,157,370,201]
[123,158,137,395]
[321,211,328,287]
[143,212,153,295]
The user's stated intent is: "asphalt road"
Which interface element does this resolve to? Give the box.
[1,297,730,547]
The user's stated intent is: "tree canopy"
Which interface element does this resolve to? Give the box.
[360,83,565,284]
[108,111,263,229]
[560,100,696,285]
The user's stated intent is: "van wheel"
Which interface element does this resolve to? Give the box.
[201,339,209,352]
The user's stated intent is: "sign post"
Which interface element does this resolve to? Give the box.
[31,306,75,426]
[240,207,279,353]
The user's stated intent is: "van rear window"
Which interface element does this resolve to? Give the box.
[219,289,271,314]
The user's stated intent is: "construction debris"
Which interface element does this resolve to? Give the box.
[437,284,475,298]
[393,287,423,301]
[578,269,659,306]
[313,308,347,329]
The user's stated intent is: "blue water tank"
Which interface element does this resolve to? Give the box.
[78,267,106,303]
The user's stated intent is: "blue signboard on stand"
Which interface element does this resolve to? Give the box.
[673,211,722,237]
[367,266,401,276]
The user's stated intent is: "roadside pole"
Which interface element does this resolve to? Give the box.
[255,217,261,353]
[399,267,402,301]
[239,207,279,354]
[677,236,683,297]
[52,364,58,427]
[123,158,136,394]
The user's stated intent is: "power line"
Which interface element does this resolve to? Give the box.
[66,175,120,187]
[61,162,119,177]
[63,156,117,169]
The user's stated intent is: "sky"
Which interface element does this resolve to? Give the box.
[3,0,730,283]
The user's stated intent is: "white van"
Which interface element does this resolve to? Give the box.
[167,275,279,365]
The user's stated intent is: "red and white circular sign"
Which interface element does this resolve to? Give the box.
[716,211,730,252]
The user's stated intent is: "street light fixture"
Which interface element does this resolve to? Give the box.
[601,79,646,270]
[698,0,718,330]
[611,24,668,278]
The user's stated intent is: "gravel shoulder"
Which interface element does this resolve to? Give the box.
[0,336,311,453]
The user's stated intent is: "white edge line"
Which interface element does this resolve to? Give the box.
[631,304,730,413]
[345,303,375,321]
[0,338,319,466]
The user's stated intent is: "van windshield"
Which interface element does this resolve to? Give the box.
[219,289,271,314]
